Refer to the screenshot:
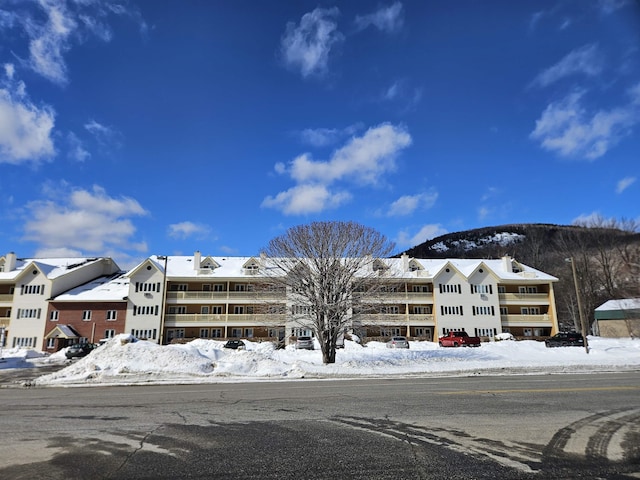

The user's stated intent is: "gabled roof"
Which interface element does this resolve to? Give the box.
[52,272,129,302]
[45,324,81,339]
[0,257,114,282]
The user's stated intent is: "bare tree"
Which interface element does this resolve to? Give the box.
[261,221,396,364]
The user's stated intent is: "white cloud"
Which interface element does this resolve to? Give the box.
[299,123,362,147]
[530,44,603,88]
[168,221,211,240]
[616,176,636,193]
[598,0,632,14]
[261,184,351,215]
[265,123,412,215]
[280,7,343,78]
[3,0,144,85]
[289,123,412,185]
[66,131,90,162]
[396,224,447,247]
[354,2,404,33]
[84,119,123,148]
[23,185,148,254]
[530,88,640,160]
[0,74,55,165]
[387,191,438,217]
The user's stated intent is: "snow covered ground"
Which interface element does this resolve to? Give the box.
[1,335,639,387]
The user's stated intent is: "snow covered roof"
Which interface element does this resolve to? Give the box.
[53,272,129,302]
[596,298,640,312]
[148,254,556,282]
[0,257,111,281]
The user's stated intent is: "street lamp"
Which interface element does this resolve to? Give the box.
[566,257,589,354]
[157,255,168,345]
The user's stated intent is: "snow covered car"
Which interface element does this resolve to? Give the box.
[65,343,96,359]
[545,332,584,348]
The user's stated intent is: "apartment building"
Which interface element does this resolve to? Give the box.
[1,251,559,350]
[0,252,120,350]
[44,272,129,351]
[147,252,559,344]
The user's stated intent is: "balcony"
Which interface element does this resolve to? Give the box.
[354,314,435,325]
[164,313,286,327]
[500,314,552,326]
[0,294,13,303]
[498,293,549,305]
[166,291,286,302]
[0,316,9,328]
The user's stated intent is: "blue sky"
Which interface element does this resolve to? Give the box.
[0,1,639,268]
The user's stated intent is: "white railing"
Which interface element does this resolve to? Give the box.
[164,313,286,326]
[500,314,551,325]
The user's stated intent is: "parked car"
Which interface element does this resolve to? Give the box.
[224,340,246,350]
[439,331,481,347]
[545,332,584,348]
[296,336,314,350]
[65,343,96,359]
[386,336,410,349]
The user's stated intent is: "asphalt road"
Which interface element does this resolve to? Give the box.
[1,373,639,479]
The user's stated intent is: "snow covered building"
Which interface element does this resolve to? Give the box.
[138,252,559,344]
[0,253,120,350]
[44,272,130,351]
[0,251,559,350]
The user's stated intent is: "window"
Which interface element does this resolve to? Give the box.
[414,327,431,337]
[169,284,187,291]
[201,306,210,314]
[213,284,225,291]
[135,282,161,293]
[233,306,244,314]
[413,306,431,314]
[498,286,506,293]
[46,338,55,349]
[200,328,210,338]
[134,305,160,315]
[521,307,540,315]
[105,329,116,339]
[472,306,495,316]
[231,328,242,338]
[475,328,497,337]
[438,283,461,294]
[500,307,508,315]
[380,306,399,314]
[17,308,41,319]
[471,284,492,294]
[168,306,186,314]
[106,310,117,321]
[244,328,254,338]
[211,329,222,338]
[381,328,401,337]
[518,286,538,294]
[440,305,463,315]
[292,305,312,315]
[12,337,37,348]
[21,284,45,295]
[50,310,59,321]
[211,306,223,314]
[412,285,430,292]
[82,310,92,321]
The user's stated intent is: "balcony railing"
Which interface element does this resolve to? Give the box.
[164,313,286,327]
[0,294,13,303]
[354,314,434,325]
[500,314,551,326]
[166,291,286,301]
[498,293,549,304]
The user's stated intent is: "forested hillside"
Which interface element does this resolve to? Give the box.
[401,218,640,332]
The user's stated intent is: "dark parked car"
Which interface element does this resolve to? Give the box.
[545,332,584,348]
[65,343,96,359]
[224,340,246,350]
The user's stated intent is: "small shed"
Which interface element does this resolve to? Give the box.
[594,299,640,338]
